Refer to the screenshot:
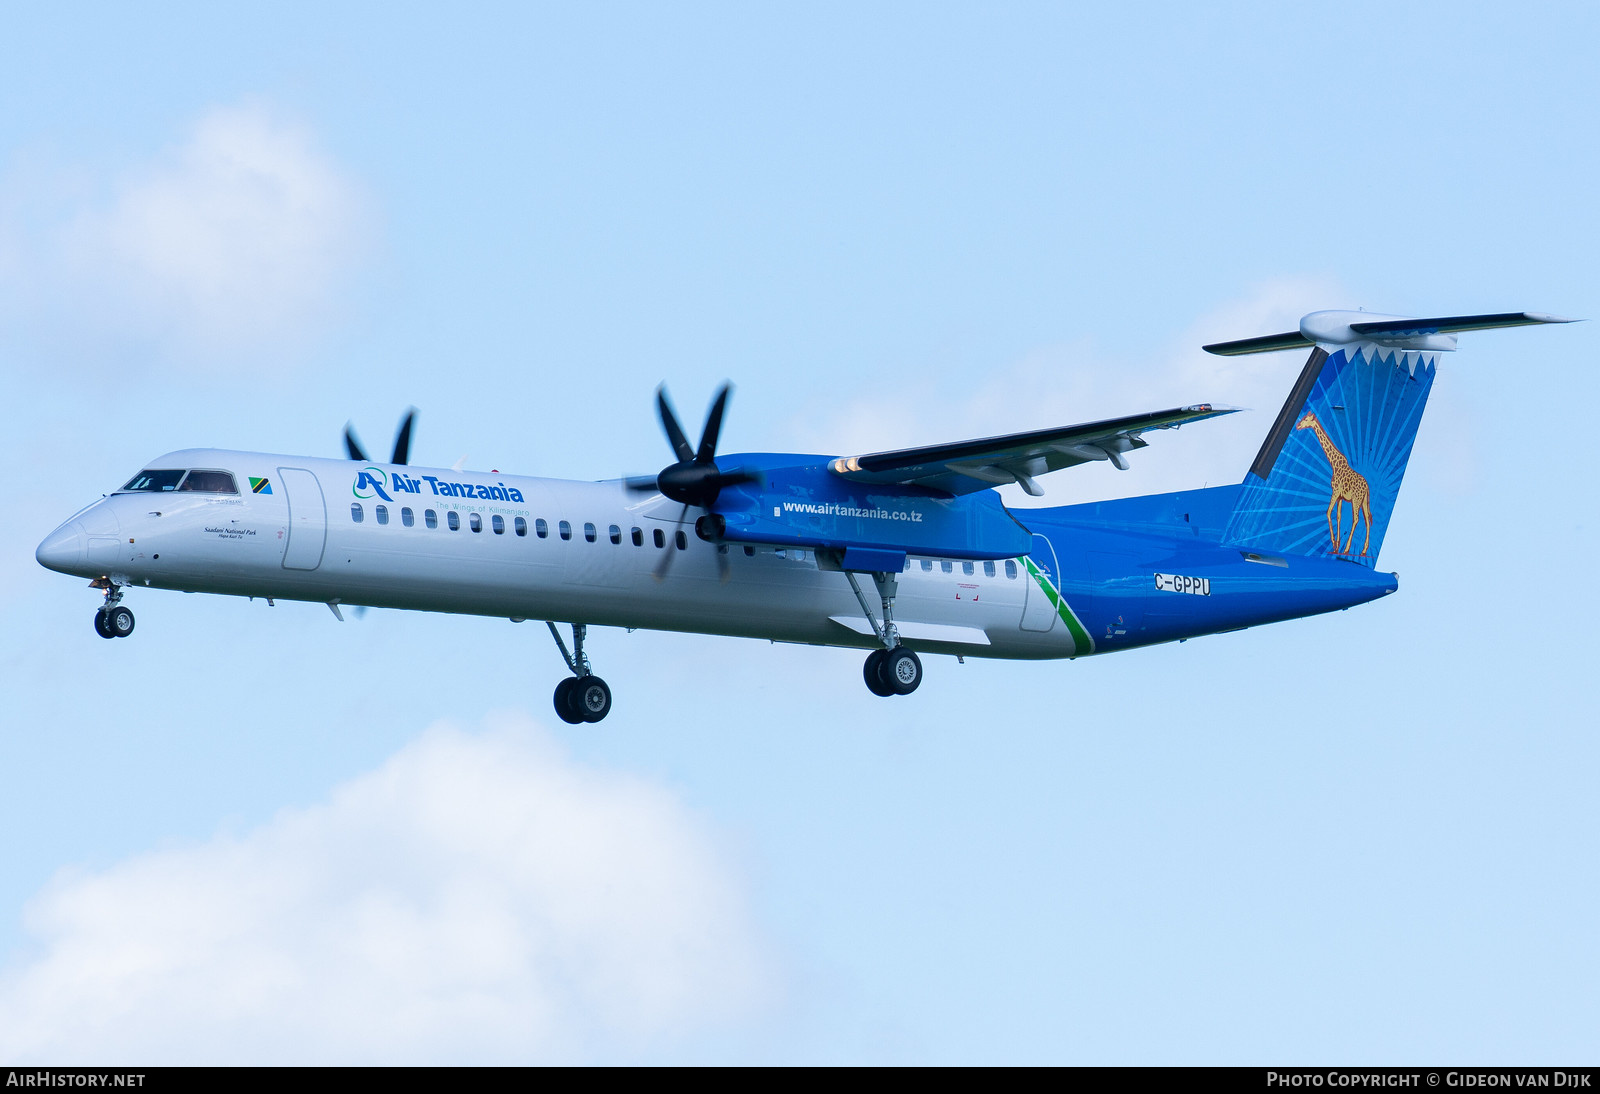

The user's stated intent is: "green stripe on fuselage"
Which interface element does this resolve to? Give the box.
[1024,557,1094,655]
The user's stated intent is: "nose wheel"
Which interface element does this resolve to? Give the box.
[92,584,135,639]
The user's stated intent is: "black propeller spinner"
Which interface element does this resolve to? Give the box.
[345,408,418,465]
[626,384,760,581]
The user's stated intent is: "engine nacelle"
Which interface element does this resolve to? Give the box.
[707,455,1032,561]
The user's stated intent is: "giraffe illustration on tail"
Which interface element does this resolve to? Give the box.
[1295,411,1371,555]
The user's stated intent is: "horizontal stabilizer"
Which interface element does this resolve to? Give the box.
[1205,310,1577,356]
[1202,331,1314,356]
[1347,312,1576,337]
[830,404,1239,496]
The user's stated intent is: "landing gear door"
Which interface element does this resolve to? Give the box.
[278,467,326,571]
[1020,532,1061,632]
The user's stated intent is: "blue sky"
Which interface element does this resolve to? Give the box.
[1,1,1596,1063]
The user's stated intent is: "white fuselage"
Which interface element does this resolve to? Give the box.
[38,449,1080,661]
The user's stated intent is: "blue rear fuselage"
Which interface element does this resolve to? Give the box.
[1014,484,1398,655]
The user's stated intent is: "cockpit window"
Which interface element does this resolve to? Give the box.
[118,469,239,494]
[177,470,239,494]
[119,469,186,493]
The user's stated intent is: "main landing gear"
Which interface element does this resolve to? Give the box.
[845,569,922,697]
[91,580,135,640]
[864,646,922,696]
[546,622,612,724]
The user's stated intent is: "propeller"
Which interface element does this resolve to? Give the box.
[344,408,418,464]
[626,383,760,582]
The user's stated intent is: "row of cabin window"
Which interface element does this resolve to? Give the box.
[346,503,1018,576]
[351,503,520,534]
[917,557,1019,579]
[349,503,689,549]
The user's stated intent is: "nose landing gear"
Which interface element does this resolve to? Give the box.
[547,622,613,724]
[92,581,135,639]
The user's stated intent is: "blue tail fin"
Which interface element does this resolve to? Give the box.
[1224,343,1432,566]
[1208,309,1574,567]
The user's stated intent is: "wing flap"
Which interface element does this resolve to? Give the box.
[828,616,992,646]
[830,404,1238,495]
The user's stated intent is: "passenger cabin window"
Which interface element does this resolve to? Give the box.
[653,528,665,548]
[425,509,438,529]
[609,524,621,545]
[119,469,186,493]
[514,517,527,537]
[743,546,754,556]
[401,507,415,527]
[921,559,933,572]
[984,560,995,577]
[941,560,953,574]
[963,561,975,576]
[492,515,505,534]
[536,518,548,538]
[447,511,461,531]
[469,513,483,533]
[631,527,643,547]
[1005,559,1018,579]
[584,522,597,543]
[351,503,364,523]
[178,470,238,493]
[559,520,572,541]
[675,530,687,550]
[376,505,389,526]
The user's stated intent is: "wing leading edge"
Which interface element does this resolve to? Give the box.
[829,404,1239,496]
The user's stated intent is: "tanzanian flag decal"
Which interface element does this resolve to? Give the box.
[249,477,272,495]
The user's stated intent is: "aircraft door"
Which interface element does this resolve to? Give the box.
[1020,533,1061,632]
[278,467,327,571]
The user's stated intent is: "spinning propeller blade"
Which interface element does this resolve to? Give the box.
[652,504,691,582]
[344,424,368,462]
[626,382,762,505]
[391,408,417,465]
[343,409,419,465]
[658,388,695,464]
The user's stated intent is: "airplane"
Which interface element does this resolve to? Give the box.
[35,308,1573,724]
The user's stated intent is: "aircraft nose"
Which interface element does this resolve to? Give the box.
[36,521,87,574]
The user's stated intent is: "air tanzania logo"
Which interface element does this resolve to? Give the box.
[1296,412,1371,556]
[353,467,393,501]
[248,476,272,494]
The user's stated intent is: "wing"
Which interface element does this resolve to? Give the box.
[828,404,1239,496]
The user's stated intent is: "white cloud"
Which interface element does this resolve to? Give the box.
[780,277,1350,506]
[2,103,371,367]
[0,713,770,1064]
